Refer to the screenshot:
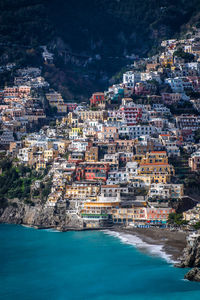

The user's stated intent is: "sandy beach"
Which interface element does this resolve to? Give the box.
[108,227,188,262]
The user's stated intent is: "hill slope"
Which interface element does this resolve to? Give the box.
[0,0,200,98]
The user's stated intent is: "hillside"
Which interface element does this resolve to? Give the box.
[0,0,200,99]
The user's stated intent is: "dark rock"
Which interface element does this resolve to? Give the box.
[177,235,200,268]
[184,268,200,282]
[174,262,185,268]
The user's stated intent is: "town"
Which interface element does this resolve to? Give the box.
[1,26,200,231]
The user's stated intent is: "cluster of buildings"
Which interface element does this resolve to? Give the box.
[3,29,200,229]
[183,204,200,225]
[12,95,186,228]
[0,67,49,148]
[0,67,77,150]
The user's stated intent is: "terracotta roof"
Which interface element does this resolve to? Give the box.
[140,163,169,166]
[150,151,167,153]
[101,185,120,188]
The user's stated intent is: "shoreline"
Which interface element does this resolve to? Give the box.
[106,226,188,263]
[3,222,188,263]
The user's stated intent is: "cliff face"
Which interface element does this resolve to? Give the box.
[184,268,200,281]
[176,233,200,281]
[178,235,200,268]
[0,202,84,230]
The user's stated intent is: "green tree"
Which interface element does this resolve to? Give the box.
[168,213,188,225]
[173,48,195,62]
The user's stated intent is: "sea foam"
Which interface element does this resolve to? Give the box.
[103,230,175,264]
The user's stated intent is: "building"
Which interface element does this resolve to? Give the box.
[161,93,182,105]
[146,208,175,225]
[90,92,105,108]
[183,204,200,223]
[176,115,200,131]
[65,183,100,200]
[189,150,200,171]
[138,151,175,183]
[76,162,110,182]
[123,71,141,88]
[77,110,108,121]
[165,78,184,93]
[85,146,99,162]
[149,183,184,199]
[69,128,83,140]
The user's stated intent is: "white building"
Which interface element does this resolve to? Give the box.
[165,77,184,93]
[141,71,161,83]
[107,171,128,184]
[123,71,141,88]
[149,183,183,199]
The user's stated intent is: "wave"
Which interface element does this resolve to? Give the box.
[103,230,176,264]
[40,228,60,233]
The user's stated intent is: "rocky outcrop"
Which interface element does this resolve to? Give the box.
[184,268,200,282]
[177,234,200,268]
[175,232,200,281]
[169,197,196,214]
[0,202,84,230]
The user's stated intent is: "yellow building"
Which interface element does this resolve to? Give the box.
[81,201,119,216]
[65,184,100,200]
[36,160,46,171]
[160,54,173,67]
[81,201,116,228]
[44,149,58,162]
[85,147,99,162]
[138,163,174,183]
[69,127,83,139]
[151,173,171,184]
[111,205,147,225]
[47,192,62,207]
[67,112,79,127]
[141,151,168,164]
[77,110,108,121]
[45,92,68,113]
[133,154,145,163]
[56,103,67,113]
[63,172,74,183]
[137,151,174,183]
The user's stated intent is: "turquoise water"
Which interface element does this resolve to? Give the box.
[0,225,200,300]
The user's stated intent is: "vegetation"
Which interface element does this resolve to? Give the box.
[0,158,50,202]
[0,159,31,200]
[173,48,195,62]
[169,149,191,181]
[184,172,200,196]
[194,129,200,143]
[168,150,200,197]
[0,0,200,97]
[41,179,52,203]
[193,221,200,229]
[0,197,8,209]
[134,188,148,196]
[168,101,199,115]
[168,212,188,225]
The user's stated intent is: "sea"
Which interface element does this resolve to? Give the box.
[0,224,200,300]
